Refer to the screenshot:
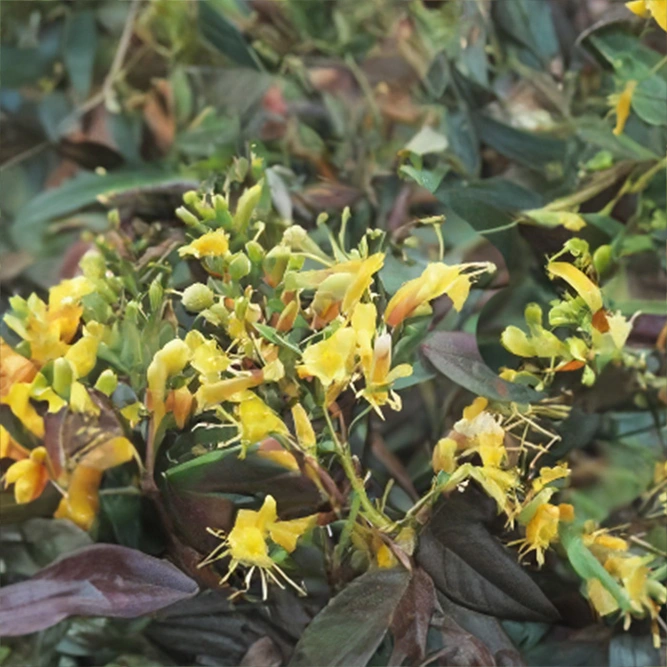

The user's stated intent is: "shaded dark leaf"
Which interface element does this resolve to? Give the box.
[422,332,542,404]
[289,568,412,667]
[417,490,558,622]
[0,544,198,636]
[389,567,436,666]
[430,611,497,667]
[57,139,125,171]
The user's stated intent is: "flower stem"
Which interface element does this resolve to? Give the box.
[324,409,392,530]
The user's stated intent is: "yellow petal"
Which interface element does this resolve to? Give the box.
[1,383,44,437]
[626,0,650,16]
[612,80,637,136]
[179,229,230,259]
[78,436,135,471]
[238,395,288,445]
[547,262,603,313]
[65,336,99,378]
[647,0,667,28]
[299,327,357,387]
[463,397,488,421]
[291,403,317,451]
[53,465,103,530]
[432,437,458,474]
[269,514,317,553]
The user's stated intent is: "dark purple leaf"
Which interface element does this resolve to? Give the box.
[289,568,412,667]
[417,490,558,622]
[389,567,436,666]
[0,544,198,636]
[421,332,542,403]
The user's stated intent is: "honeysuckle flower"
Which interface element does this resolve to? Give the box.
[165,386,194,429]
[610,80,638,136]
[186,331,230,382]
[350,303,412,414]
[179,229,230,259]
[384,261,494,327]
[547,262,603,314]
[532,463,570,492]
[298,327,357,388]
[237,394,289,446]
[0,425,28,461]
[146,339,191,426]
[200,494,317,597]
[4,446,50,503]
[626,0,667,30]
[516,502,574,567]
[2,382,44,437]
[501,304,568,359]
[291,403,317,453]
[453,397,507,468]
[0,339,37,397]
[289,253,385,324]
[53,435,137,530]
[432,437,458,474]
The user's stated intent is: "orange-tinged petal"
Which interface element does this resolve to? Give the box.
[54,465,103,530]
[165,386,194,428]
[547,262,603,313]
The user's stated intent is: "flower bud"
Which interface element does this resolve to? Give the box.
[94,369,118,397]
[229,253,252,281]
[80,250,106,280]
[593,244,613,277]
[233,182,263,232]
[176,206,200,227]
[53,358,74,398]
[182,283,215,312]
[245,240,265,263]
[148,278,164,312]
[263,245,290,287]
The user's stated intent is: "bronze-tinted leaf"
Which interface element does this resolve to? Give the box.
[0,544,198,636]
[289,568,412,667]
[417,490,558,622]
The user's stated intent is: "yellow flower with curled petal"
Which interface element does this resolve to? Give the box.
[54,465,102,530]
[201,494,317,597]
[237,394,289,446]
[291,403,317,453]
[432,437,458,474]
[626,0,667,30]
[453,397,507,468]
[547,262,603,313]
[532,463,570,492]
[517,502,574,567]
[298,327,357,388]
[179,229,230,259]
[185,331,230,382]
[2,382,44,437]
[4,446,50,504]
[146,339,191,426]
[385,262,493,327]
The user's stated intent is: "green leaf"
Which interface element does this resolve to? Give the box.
[199,1,263,70]
[254,322,303,355]
[422,331,543,404]
[11,169,188,252]
[289,568,412,667]
[64,10,97,98]
[399,164,448,194]
[559,523,631,613]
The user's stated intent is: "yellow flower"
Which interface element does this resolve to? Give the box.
[518,502,573,567]
[64,333,99,379]
[0,425,28,461]
[2,382,44,437]
[291,403,317,453]
[432,437,458,474]
[165,386,194,429]
[611,80,637,136]
[291,254,385,324]
[0,339,37,397]
[238,394,289,445]
[298,327,357,387]
[532,463,570,492]
[196,372,264,410]
[201,494,317,597]
[54,465,103,531]
[186,331,230,382]
[626,0,667,30]
[179,229,230,259]
[547,262,603,313]
[453,397,506,468]
[146,339,191,426]
[385,262,492,327]
[4,446,50,504]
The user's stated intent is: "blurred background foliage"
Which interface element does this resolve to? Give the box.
[1,1,666,666]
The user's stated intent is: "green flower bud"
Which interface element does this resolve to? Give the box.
[53,358,74,398]
[229,253,252,281]
[183,191,200,207]
[524,303,543,329]
[176,206,200,227]
[182,283,215,312]
[593,244,613,277]
[80,250,106,280]
[125,301,140,325]
[245,240,265,263]
[262,245,290,287]
[95,369,118,397]
[233,182,263,232]
[149,278,164,312]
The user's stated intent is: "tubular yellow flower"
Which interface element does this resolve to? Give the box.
[4,446,50,504]
[54,465,103,531]
[238,394,289,445]
[291,403,317,452]
[0,425,28,461]
[385,262,492,327]
[165,386,194,429]
[611,80,637,136]
[547,262,603,313]
[432,437,458,474]
[520,502,561,567]
[179,229,230,259]
[2,382,44,437]
[146,339,191,426]
[298,327,357,387]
